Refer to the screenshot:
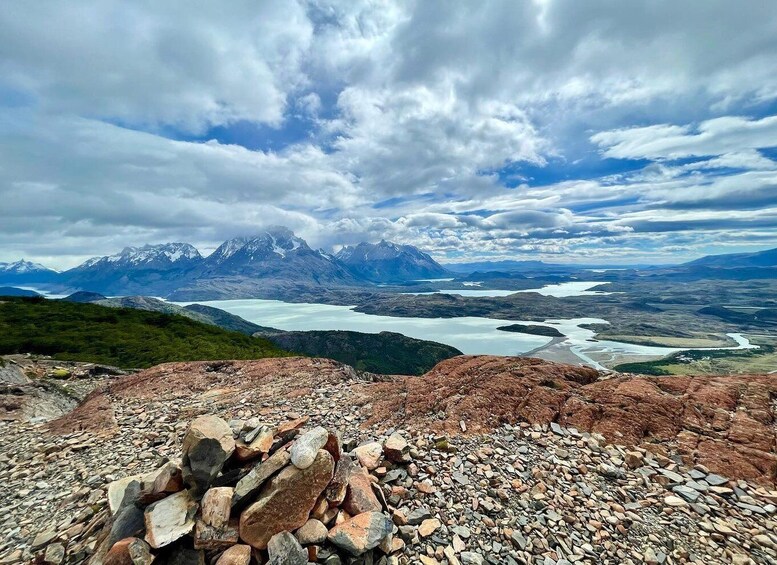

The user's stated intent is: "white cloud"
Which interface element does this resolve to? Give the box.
[592,115,777,160]
[2,0,777,266]
[0,1,314,132]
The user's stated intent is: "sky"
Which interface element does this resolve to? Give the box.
[2,1,777,269]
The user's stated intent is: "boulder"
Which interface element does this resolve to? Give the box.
[325,455,354,507]
[342,468,381,515]
[327,511,393,556]
[107,475,144,515]
[181,415,235,493]
[215,544,251,565]
[232,448,291,511]
[104,537,154,565]
[193,519,239,550]
[201,487,233,528]
[140,462,183,504]
[352,442,383,470]
[295,518,328,545]
[239,449,334,549]
[275,417,309,439]
[234,426,274,462]
[383,433,411,463]
[324,430,343,462]
[109,504,145,546]
[290,426,329,469]
[144,490,198,549]
[267,531,307,565]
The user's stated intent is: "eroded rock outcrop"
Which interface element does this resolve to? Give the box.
[365,355,777,484]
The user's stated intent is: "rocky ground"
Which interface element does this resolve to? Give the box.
[0,356,775,564]
[0,355,128,423]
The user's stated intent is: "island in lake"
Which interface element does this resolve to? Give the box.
[496,323,564,337]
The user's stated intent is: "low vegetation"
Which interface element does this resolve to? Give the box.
[0,297,288,368]
[259,330,462,375]
[613,335,777,375]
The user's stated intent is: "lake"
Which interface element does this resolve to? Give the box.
[403,280,612,298]
[173,292,755,370]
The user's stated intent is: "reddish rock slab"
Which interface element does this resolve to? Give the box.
[365,356,777,485]
[239,449,334,549]
[103,537,153,565]
[342,468,381,515]
[327,511,393,556]
[215,544,251,565]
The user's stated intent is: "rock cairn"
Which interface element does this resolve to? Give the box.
[96,415,410,564]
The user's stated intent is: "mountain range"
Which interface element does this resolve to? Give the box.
[0,227,450,298]
[3,231,777,299]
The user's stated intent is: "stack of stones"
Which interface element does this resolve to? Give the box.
[99,415,411,564]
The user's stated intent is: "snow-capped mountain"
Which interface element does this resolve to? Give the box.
[335,240,450,282]
[196,227,359,285]
[0,259,60,283]
[204,227,308,268]
[62,243,204,295]
[0,259,53,274]
[77,243,202,271]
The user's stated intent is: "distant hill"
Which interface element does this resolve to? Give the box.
[336,240,450,282]
[0,296,288,368]
[444,260,653,274]
[62,291,107,303]
[65,294,271,336]
[686,247,777,268]
[182,303,276,335]
[258,329,462,375]
[0,286,41,297]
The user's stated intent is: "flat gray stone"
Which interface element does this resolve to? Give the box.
[267,531,306,565]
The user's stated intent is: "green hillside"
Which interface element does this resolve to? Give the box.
[0,296,289,368]
[260,330,461,375]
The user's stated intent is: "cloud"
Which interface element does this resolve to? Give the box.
[1,1,777,267]
[592,115,777,160]
[0,1,314,133]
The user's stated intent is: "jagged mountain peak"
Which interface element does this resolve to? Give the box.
[207,228,310,264]
[336,240,449,282]
[76,242,203,270]
[0,259,54,273]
